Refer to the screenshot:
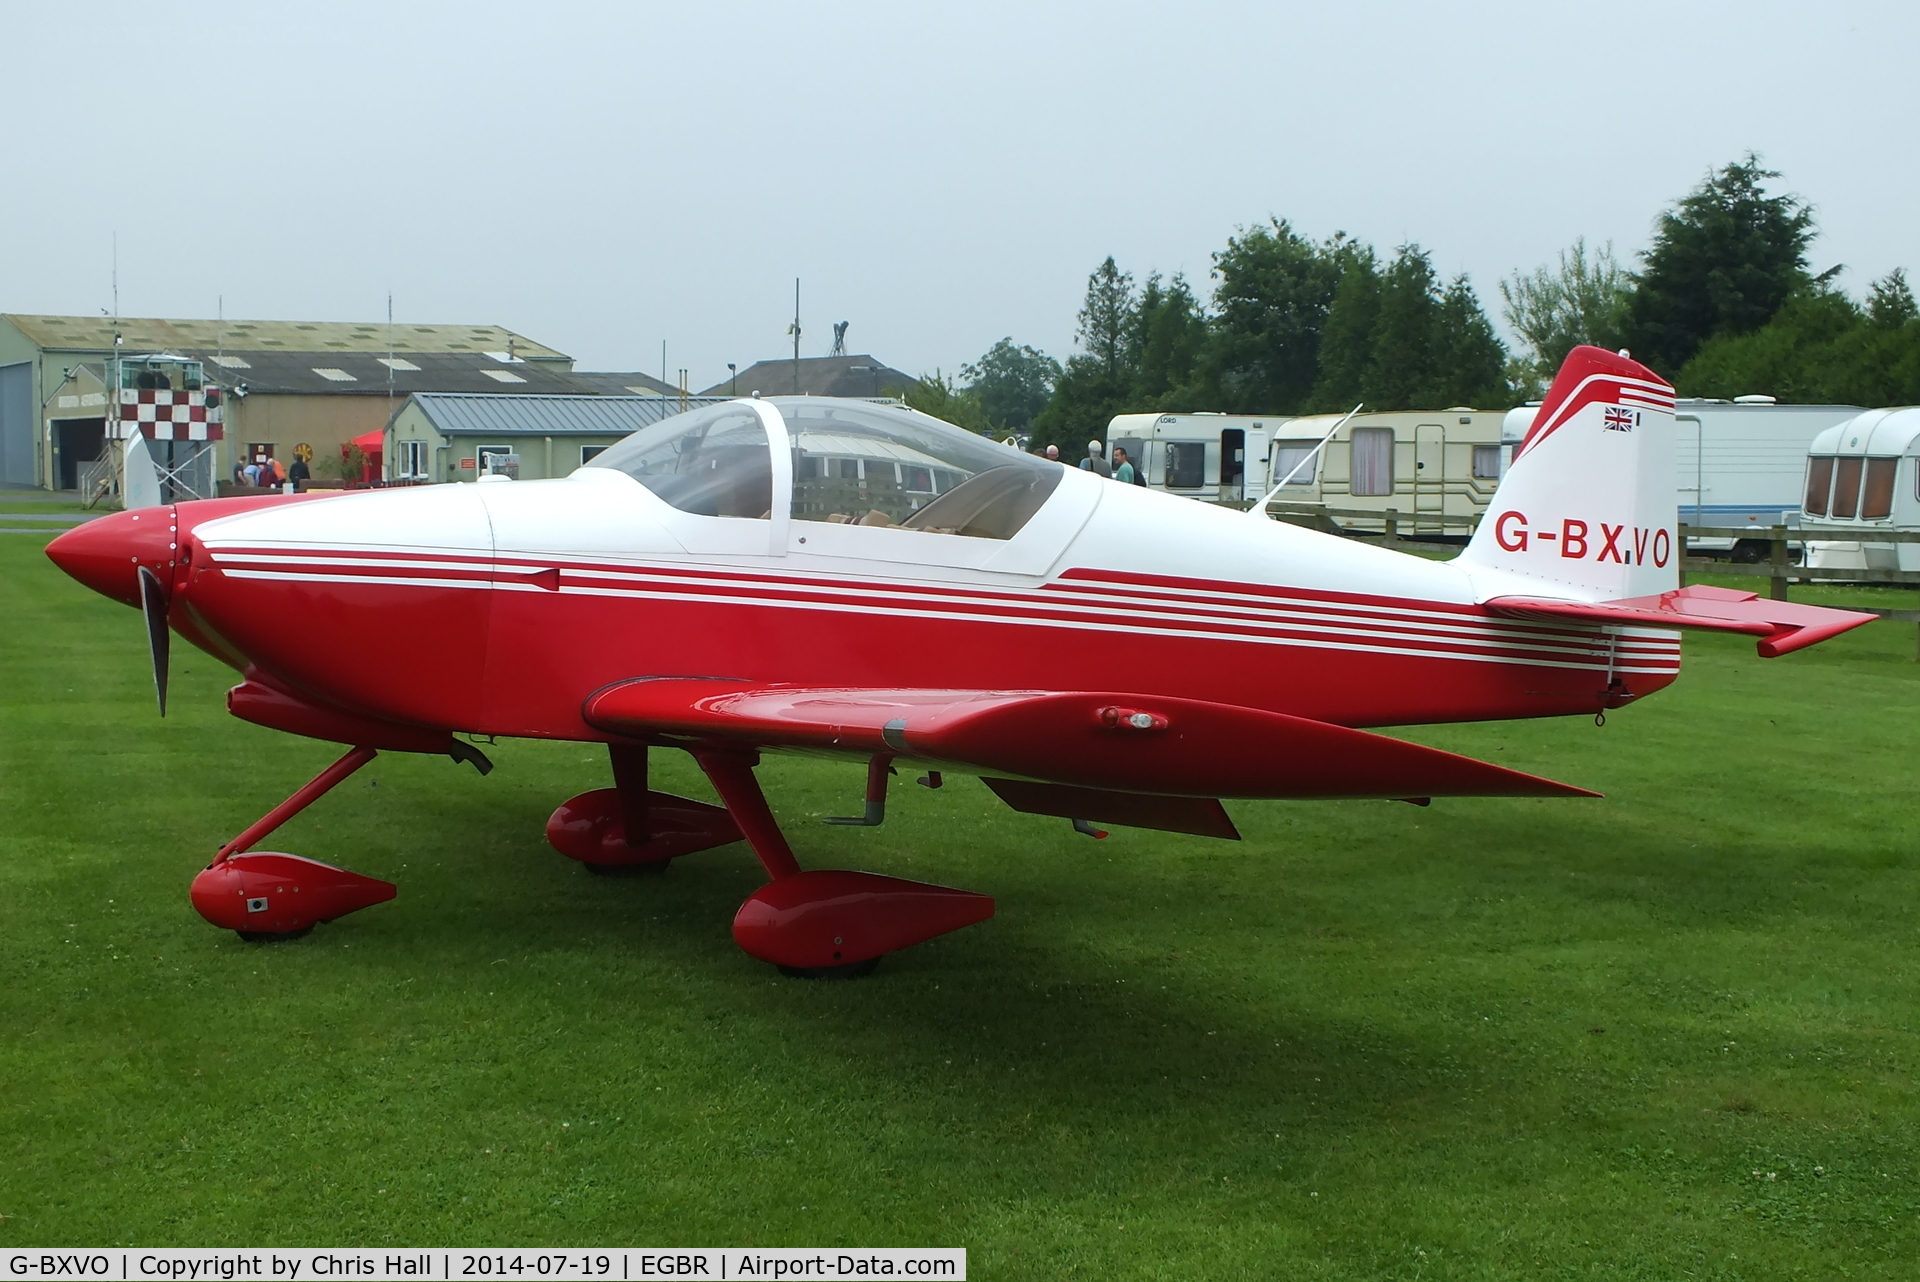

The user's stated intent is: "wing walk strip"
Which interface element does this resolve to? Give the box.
[207,546,1681,673]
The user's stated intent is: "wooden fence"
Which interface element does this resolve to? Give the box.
[1250,505,1920,658]
[1679,523,1920,659]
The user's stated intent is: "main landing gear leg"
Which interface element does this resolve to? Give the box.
[691,748,994,979]
[545,743,742,873]
[189,746,398,942]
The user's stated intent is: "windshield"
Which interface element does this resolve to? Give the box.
[584,402,772,518]
[782,399,1059,538]
[586,397,1062,539]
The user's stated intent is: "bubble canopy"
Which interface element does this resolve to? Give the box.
[585,398,1062,540]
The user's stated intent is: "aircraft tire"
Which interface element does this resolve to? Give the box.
[235,926,315,943]
[584,860,672,877]
[777,956,882,980]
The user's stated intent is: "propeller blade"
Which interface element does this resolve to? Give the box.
[137,565,171,717]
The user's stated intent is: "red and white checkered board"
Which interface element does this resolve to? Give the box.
[115,388,225,441]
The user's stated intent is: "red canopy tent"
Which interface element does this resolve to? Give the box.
[347,429,385,483]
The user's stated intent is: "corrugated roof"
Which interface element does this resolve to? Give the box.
[180,349,602,397]
[4,314,570,360]
[698,354,917,397]
[400,393,736,437]
[567,370,678,396]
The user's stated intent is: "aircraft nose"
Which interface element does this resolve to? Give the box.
[45,507,180,607]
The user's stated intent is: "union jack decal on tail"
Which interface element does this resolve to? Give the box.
[1603,406,1637,432]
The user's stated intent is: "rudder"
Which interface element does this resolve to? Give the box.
[1459,345,1677,600]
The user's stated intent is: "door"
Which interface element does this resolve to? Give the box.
[0,363,32,487]
[53,418,106,490]
[1413,423,1446,531]
[1220,428,1245,502]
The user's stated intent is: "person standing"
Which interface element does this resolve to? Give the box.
[287,453,311,492]
[1079,439,1112,478]
[1044,444,1060,463]
[1111,446,1136,485]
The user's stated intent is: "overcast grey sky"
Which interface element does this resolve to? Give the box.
[3,1,1913,385]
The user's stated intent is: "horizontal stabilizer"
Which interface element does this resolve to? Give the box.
[1484,584,1876,657]
[584,679,1596,801]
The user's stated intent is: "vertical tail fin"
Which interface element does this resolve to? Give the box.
[1459,346,1677,600]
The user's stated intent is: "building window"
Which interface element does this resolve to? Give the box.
[1472,444,1503,479]
[398,440,428,478]
[1350,427,1394,496]
[1271,440,1318,486]
[477,445,519,479]
[580,445,607,466]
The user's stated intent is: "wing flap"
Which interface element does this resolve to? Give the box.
[584,678,1595,800]
[981,778,1242,839]
[1485,584,1877,657]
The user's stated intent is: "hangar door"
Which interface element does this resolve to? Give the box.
[0,363,33,487]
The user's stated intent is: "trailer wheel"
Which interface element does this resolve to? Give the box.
[1731,539,1771,564]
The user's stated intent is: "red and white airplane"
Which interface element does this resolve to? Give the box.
[47,346,1873,975]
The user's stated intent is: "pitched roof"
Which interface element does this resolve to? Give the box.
[397,393,735,437]
[565,370,677,396]
[182,349,597,397]
[698,354,918,398]
[4,314,570,361]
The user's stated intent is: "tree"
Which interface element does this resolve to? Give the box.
[893,370,991,434]
[1869,268,1918,328]
[1437,274,1512,408]
[961,338,1061,432]
[1128,272,1207,404]
[1077,257,1135,380]
[1363,246,1446,411]
[1198,219,1349,414]
[1305,245,1379,412]
[1623,155,1816,375]
[1500,237,1632,379]
[1029,257,1145,453]
[1678,277,1920,407]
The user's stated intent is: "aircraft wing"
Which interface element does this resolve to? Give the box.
[1483,584,1877,658]
[583,678,1596,800]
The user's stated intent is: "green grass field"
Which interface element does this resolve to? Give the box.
[3,514,1918,1278]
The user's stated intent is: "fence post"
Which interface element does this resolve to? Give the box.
[1769,524,1790,601]
[1384,508,1398,544]
[1677,524,1688,589]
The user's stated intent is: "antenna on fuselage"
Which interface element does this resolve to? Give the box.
[1243,402,1364,522]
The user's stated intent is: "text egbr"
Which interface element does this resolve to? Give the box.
[1493,511,1669,568]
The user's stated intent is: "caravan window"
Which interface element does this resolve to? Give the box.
[1804,456,1833,516]
[1830,456,1865,519]
[1165,441,1206,488]
[1472,444,1503,479]
[1350,427,1394,496]
[1862,458,1899,520]
[1271,440,1318,486]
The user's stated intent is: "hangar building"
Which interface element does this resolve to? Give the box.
[0,314,671,491]
[387,393,731,483]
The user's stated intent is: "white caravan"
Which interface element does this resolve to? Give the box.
[1504,398,1864,559]
[1106,408,1509,535]
[1103,412,1280,504]
[1799,408,1920,571]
